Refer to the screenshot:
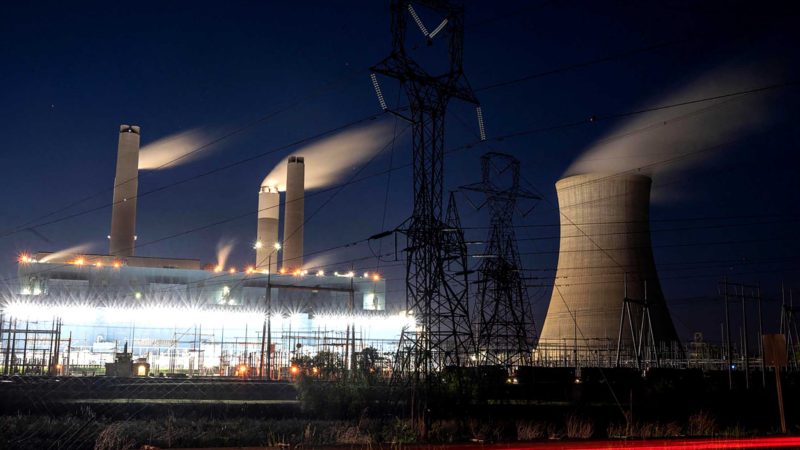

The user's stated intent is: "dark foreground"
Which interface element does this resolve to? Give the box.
[0,369,798,449]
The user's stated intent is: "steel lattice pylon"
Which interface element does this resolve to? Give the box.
[372,0,477,378]
[462,152,539,368]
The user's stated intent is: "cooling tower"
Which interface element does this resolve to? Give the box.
[109,124,141,257]
[282,156,304,271]
[537,173,680,363]
[256,185,280,273]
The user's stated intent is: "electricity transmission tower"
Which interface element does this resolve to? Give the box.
[371,0,479,378]
[462,152,539,368]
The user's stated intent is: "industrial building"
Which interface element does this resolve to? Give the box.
[0,124,406,378]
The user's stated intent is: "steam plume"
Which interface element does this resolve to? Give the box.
[138,129,212,170]
[215,238,236,269]
[261,121,394,191]
[565,66,777,181]
[39,243,95,263]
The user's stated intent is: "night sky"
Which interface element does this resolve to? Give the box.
[1,0,798,342]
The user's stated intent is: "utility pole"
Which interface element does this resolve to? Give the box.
[740,285,750,390]
[723,278,732,389]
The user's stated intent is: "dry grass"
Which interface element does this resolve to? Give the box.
[687,411,718,437]
[429,419,460,443]
[565,415,594,439]
[336,425,370,444]
[608,420,684,439]
[515,420,546,441]
[94,422,136,450]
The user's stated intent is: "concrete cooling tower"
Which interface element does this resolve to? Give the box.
[537,173,681,365]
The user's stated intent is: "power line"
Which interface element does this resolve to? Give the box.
[4,69,369,239]
[7,81,798,284]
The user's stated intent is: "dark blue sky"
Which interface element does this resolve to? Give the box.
[1,0,798,340]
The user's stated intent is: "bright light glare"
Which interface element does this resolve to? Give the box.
[1,302,412,339]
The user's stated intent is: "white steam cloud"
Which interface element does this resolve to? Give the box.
[215,238,236,269]
[565,66,777,181]
[138,129,212,170]
[39,243,95,263]
[261,121,395,191]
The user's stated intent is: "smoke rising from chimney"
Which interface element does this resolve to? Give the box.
[565,66,778,188]
[215,238,236,269]
[261,121,394,191]
[138,128,212,170]
[39,243,95,263]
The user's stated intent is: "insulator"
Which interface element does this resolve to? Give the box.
[476,106,487,141]
[407,4,430,37]
[370,73,388,111]
[428,19,448,39]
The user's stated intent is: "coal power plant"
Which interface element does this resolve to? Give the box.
[2,123,795,381]
[2,125,396,379]
[537,173,682,366]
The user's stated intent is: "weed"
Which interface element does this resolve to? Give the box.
[565,415,594,439]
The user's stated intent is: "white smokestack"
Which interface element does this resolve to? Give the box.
[256,185,280,272]
[282,156,304,271]
[109,124,140,257]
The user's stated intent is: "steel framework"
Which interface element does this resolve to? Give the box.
[372,0,477,378]
[462,153,539,368]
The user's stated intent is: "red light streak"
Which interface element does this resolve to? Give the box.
[434,437,800,450]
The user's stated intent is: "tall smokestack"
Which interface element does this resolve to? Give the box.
[109,124,141,257]
[537,173,680,362]
[282,156,304,271]
[256,185,280,272]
